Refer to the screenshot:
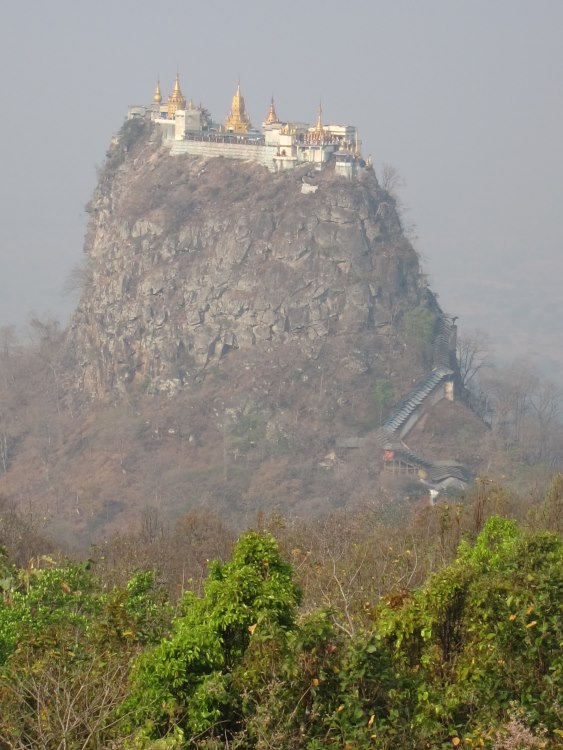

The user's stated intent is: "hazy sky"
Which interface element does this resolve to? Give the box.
[1,1,562,375]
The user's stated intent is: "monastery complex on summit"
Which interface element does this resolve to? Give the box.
[128,75,369,177]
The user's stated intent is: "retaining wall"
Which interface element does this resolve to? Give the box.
[170,140,278,171]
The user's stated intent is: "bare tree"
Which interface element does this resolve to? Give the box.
[0,325,18,372]
[457,329,492,389]
[0,648,133,750]
[27,315,66,416]
[0,328,22,474]
[479,361,563,466]
[528,379,562,462]
[63,260,94,298]
[378,163,404,195]
[376,163,415,235]
[492,364,536,445]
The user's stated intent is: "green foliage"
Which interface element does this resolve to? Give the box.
[126,531,302,741]
[0,545,15,612]
[403,304,438,367]
[257,611,344,746]
[238,518,562,749]
[0,562,171,749]
[0,515,561,748]
[120,518,561,748]
[0,561,98,664]
[372,517,563,746]
[540,472,563,532]
[94,570,172,647]
[457,515,522,570]
[228,411,267,454]
[373,378,395,424]
[0,561,171,665]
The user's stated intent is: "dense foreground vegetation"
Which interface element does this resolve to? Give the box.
[1,477,562,749]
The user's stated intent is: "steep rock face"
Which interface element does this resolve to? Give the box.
[67,122,436,397]
[0,122,489,546]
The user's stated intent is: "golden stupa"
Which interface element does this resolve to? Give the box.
[153,81,162,105]
[314,102,324,134]
[263,96,279,125]
[224,82,252,133]
[167,73,186,119]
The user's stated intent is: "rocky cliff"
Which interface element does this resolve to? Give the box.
[66,120,438,398]
[0,118,487,546]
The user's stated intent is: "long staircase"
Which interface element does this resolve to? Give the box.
[377,366,454,438]
[433,315,456,369]
[340,315,469,491]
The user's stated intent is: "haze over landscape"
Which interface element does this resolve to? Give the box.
[1,0,562,376]
[2,5,563,746]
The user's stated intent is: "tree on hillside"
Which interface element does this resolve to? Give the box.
[457,329,492,390]
[222,518,563,749]
[0,563,170,749]
[403,305,437,369]
[371,517,563,748]
[379,163,404,195]
[373,378,395,426]
[0,505,562,748]
[126,531,302,744]
[479,362,563,467]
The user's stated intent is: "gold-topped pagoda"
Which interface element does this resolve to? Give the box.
[167,73,186,119]
[314,102,324,134]
[263,96,280,125]
[224,82,252,133]
[134,74,364,177]
[153,81,162,105]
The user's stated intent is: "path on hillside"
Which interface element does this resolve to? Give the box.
[377,316,468,488]
[338,316,469,490]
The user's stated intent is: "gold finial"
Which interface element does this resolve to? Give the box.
[234,81,242,111]
[264,95,279,125]
[153,80,162,105]
[167,72,186,119]
[315,101,324,133]
[224,80,252,133]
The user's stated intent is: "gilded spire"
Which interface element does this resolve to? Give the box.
[315,102,324,134]
[232,82,243,114]
[224,80,252,133]
[167,72,186,118]
[153,80,162,105]
[264,96,279,125]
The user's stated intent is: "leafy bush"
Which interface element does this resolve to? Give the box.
[403,304,438,367]
[0,517,561,748]
[125,531,302,741]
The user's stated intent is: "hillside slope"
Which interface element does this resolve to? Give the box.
[0,121,488,546]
